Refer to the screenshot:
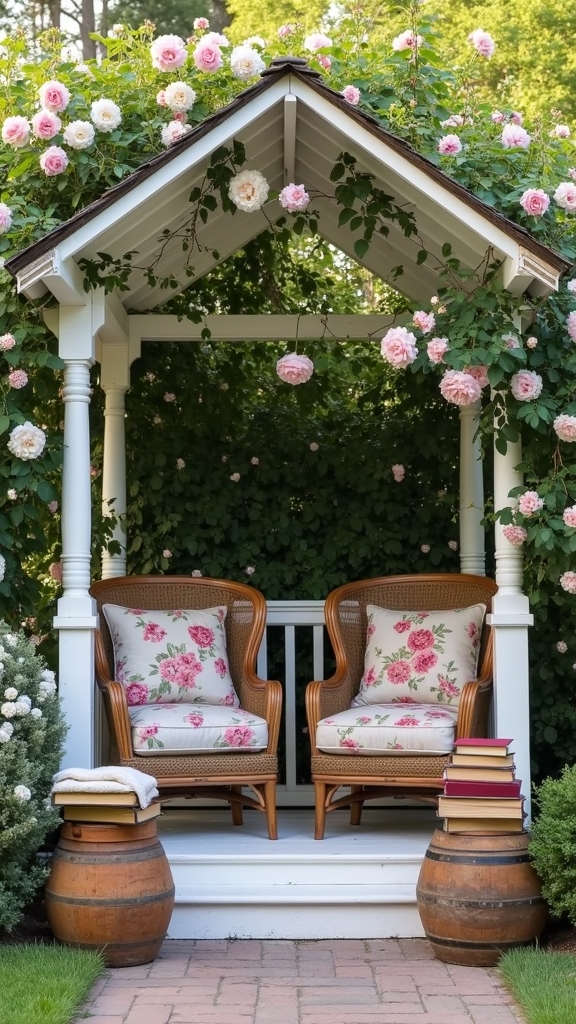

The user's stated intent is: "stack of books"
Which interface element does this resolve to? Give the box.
[52,791,162,825]
[438,737,525,833]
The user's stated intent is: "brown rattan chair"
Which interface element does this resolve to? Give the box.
[306,573,498,839]
[90,576,282,839]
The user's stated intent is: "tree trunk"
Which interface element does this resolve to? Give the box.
[209,0,230,33]
[48,0,61,28]
[81,0,96,59]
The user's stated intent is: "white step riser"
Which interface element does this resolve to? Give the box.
[168,858,422,888]
[168,903,425,940]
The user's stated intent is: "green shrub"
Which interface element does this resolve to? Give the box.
[0,626,67,932]
[529,764,576,924]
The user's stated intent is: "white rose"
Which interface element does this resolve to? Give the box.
[30,707,42,719]
[14,784,31,801]
[228,169,269,212]
[7,489,17,500]
[90,98,122,132]
[1,701,17,717]
[230,45,265,79]
[8,422,46,461]
[161,120,190,146]
[4,686,18,700]
[164,82,196,111]
[63,119,95,149]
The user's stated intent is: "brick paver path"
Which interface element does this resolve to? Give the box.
[78,939,526,1024]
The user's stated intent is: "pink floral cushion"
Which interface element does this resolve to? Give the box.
[316,703,458,755]
[352,603,486,708]
[103,604,239,707]
[129,703,268,754]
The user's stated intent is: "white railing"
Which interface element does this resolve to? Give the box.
[258,600,326,806]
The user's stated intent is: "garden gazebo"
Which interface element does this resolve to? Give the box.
[6,56,569,937]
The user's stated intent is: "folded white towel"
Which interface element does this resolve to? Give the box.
[52,765,159,808]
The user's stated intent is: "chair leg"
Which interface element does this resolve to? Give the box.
[314,781,328,840]
[263,780,278,840]
[350,786,364,826]
[230,786,243,826]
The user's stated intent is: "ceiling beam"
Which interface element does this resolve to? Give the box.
[128,313,400,344]
[283,94,297,185]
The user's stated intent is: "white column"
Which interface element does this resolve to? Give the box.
[459,401,485,575]
[101,386,127,578]
[488,435,533,816]
[53,357,99,768]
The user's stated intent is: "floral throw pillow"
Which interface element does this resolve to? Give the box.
[352,603,486,708]
[102,604,239,707]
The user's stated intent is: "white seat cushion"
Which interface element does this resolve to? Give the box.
[129,703,268,755]
[316,703,458,755]
[103,604,239,707]
[352,603,486,708]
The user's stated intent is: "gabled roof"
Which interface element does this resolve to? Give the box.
[7,57,570,311]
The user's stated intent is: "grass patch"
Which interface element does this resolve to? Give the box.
[498,947,576,1024]
[0,944,103,1024]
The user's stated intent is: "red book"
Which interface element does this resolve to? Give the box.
[444,779,522,798]
[454,738,513,757]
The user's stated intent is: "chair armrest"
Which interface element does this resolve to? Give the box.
[99,678,134,759]
[455,671,493,739]
[305,672,355,755]
[239,671,283,756]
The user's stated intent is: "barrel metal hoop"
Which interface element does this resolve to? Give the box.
[53,845,165,865]
[45,885,175,908]
[417,891,546,909]
[59,934,168,952]
[428,933,536,951]
[425,849,531,866]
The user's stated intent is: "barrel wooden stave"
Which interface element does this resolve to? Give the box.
[46,821,175,968]
[416,829,547,966]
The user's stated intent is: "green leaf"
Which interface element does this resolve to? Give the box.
[354,238,370,259]
[416,250,428,265]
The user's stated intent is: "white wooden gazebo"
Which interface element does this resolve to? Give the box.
[7,57,569,938]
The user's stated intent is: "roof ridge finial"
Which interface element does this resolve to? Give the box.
[260,56,323,80]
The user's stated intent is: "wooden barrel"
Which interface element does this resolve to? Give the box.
[45,821,175,967]
[416,829,547,966]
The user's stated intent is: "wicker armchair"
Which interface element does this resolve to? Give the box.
[90,576,282,839]
[306,573,498,839]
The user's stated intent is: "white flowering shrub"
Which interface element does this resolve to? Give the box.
[0,625,66,932]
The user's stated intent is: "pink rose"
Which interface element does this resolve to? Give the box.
[39,146,68,176]
[501,124,530,149]
[510,112,523,125]
[49,561,63,581]
[468,28,495,58]
[161,121,189,146]
[395,715,419,727]
[367,623,376,636]
[393,620,411,633]
[557,641,568,653]
[380,326,418,368]
[193,41,223,72]
[439,370,482,406]
[491,110,505,124]
[555,182,576,213]
[551,124,571,139]
[188,624,214,647]
[151,34,187,71]
[425,709,452,718]
[317,55,331,70]
[0,204,12,234]
[363,666,377,686]
[448,540,458,551]
[157,90,167,106]
[342,85,360,105]
[392,464,405,482]
[31,109,61,140]
[560,572,576,595]
[38,80,70,112]
[159,656,179,682]
[427,337,449,364]
[340,737,360,749]
[392,29,422,51]
[203,32,229,45]
[221,692,236,705]
[138,724,159,740]
[412,650,438,674]
[47,500,58,513]
[438,134,462,156]
[563,506,576,528]
[421,544,430,553]
[407,628,435,652]
[2,116,30,148]
[467,622,479,640]
[143,622,167,642]
[185,712,204,727]
[125,681,149,705]
[502,525,528,546]
[194,17,210,29]
[510,370,543,401]
[553,413,573,442]
[276,353,314,385]
[174,651,203,688]
[466,365,490,389]
[439,676,460,698]
[304,32,332,51]
[386,660,412,685]
[214,657,227,678]
[279,183,310,213]
[567,312,576,343]
[224,725,254,746]
[518,490,544,516]
[527,336,538,348]
[520,189,550,216]
[164,392,176,402]
[412,310,435,334]
[357,716,371,724]
[8,369,28,389]
[278,24,294,38]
